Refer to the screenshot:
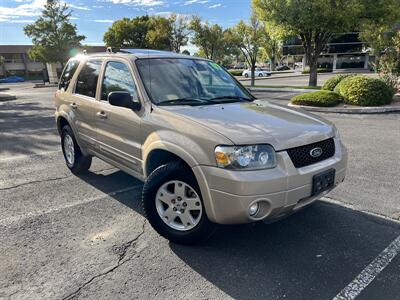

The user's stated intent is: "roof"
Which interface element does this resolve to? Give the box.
[86,48,202,60]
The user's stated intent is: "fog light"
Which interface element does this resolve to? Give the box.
[248,203,259,216]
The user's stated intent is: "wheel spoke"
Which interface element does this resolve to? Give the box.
[157,186,175,205]
[174,182,186,197]
[162,207,176,222]
[185,198,201,211]
[179,211,195,227]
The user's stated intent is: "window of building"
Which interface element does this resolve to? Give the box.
[101,61,138,101]
[75,60,102,98]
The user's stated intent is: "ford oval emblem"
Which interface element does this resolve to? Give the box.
[310,147,323,158]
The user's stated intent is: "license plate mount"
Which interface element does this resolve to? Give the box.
[312,169,335,196]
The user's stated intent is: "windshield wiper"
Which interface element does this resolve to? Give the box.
[157,97,214,106]
[209,96,253,102]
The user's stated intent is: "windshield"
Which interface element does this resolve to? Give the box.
[135,58,253,106]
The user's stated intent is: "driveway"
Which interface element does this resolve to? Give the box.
[0,83,399,299]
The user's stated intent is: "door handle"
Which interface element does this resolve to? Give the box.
[96,111,108,119]
[70,103,78,109]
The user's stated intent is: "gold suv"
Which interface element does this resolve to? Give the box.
[55,49,347,244]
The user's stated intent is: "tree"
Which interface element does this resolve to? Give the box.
[170,14,190,53]
[103,16,149,48]
[189,16,225,61]
[24,0,85,67]
[358,0,400,71]
[254,0,359,86]
[104,15,175,50]
[378,28,400,91]
[232,13,265,86]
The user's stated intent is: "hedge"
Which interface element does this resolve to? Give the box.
[228,70,244,76]
[290,90,343,107]
[322,73,357,91]
[301,68,333,74]
[334,75,394,106]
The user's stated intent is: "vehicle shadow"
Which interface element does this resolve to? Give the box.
[77,169,400,299]
[169,202,400,299]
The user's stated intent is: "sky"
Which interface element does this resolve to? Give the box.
[0,0,252,49]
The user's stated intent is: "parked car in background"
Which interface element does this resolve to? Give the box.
[0,76,25,83]
[276,65,291,71]
[233,62,246,69]
[242,68,271,78]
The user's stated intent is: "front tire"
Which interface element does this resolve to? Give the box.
[61,125,92,174]
[142,162,215,244]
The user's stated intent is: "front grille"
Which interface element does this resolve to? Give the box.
[286,138,335,168]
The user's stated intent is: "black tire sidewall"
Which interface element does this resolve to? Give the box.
[61,125,91,173]
[142,162,214,244]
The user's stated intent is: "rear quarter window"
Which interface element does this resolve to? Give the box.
[59,60,79,91]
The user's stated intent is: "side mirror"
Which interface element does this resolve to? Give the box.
[108,91,141,111]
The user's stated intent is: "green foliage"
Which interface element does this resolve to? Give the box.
[23,0,85,64]
[290,90,343,107]
[322,74,357,91]
[254,0,360,86]
[170,14,190,53]
[359,0,400,64]
[378,31,400,90]
[301,68,332,74]
[189,17,226,61]
[103,15,177,50]
[334,75,394,106]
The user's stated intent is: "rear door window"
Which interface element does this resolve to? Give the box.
[75,60,102,98]
[59,60,79,91]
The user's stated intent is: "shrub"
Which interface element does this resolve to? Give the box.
[290,90,343,107]
[302,68,333,74]
[334,75,394,106]
[322,73,357,91]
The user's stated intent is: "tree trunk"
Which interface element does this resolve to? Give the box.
[251,64,256,86]
[308,58,318,86]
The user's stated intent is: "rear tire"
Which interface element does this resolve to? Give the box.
[61,125,92,174]
[142,162,215,244]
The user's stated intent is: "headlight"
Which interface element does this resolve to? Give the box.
[215,145,277,170]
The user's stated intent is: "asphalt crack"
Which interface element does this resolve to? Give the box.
[62,220,147,300]
[0,167,117,191]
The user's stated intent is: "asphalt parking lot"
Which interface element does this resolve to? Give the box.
[1,83,399,299]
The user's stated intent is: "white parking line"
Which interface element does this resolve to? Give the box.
[333,234,400,300]
[0,185,143,226]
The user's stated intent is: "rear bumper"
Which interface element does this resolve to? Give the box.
[193,137,347,224]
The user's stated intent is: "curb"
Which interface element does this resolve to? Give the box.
[288,103,400,114]
[248,87,311,93]
[34,83,58,88]
[0,94,17,101]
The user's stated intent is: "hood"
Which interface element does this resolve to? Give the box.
[159,101,335,151]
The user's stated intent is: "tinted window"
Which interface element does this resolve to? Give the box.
[59,60,79,91]
[136,58,251,105]
[75,60,102,98]
[101,61,138,101]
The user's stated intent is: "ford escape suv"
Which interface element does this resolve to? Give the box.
[55,49,347,244]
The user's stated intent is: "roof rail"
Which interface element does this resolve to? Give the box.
[106,47,120,53]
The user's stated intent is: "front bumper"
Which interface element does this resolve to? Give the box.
[193,137,347,224]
